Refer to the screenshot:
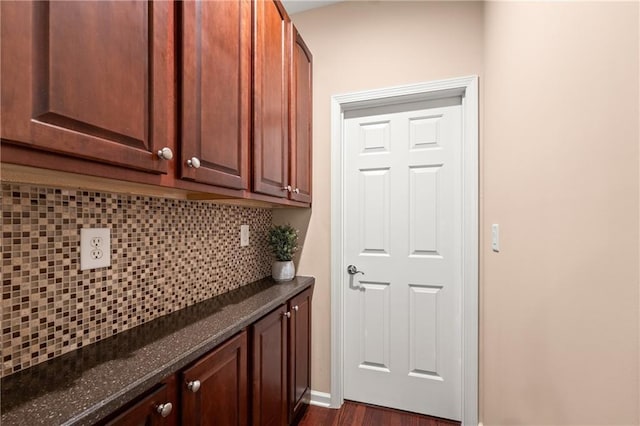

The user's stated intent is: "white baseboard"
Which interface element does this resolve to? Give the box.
[309,390,332,408]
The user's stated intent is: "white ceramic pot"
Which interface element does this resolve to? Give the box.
[272,260,295,282]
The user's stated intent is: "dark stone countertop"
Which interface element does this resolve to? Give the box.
[1,276,315,426]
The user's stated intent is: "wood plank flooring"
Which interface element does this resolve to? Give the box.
[298,401,461,426]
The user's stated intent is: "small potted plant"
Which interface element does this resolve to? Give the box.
[268,224,298,282]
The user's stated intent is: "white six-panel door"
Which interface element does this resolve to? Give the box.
[343,96,463,420]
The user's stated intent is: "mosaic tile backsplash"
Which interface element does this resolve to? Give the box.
[1,183,273,377]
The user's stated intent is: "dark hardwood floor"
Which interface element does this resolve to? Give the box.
[298,401,461,426]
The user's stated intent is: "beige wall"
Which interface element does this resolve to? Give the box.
[275,0,485,394]
[275,1,640,424]
[483,2,639,424]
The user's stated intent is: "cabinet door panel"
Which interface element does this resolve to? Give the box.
[288,287,313,423]
[290,28,313,204]
[182,331,248,426]
[180,0,250,189]
[0,1,173,173]
[252,306,288,426]
[253,0,290,198]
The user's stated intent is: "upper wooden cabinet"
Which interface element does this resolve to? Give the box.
[289,26,313,204]
[0,1,174,174]
[180,0,251,190]
[253,0,291,198]
[1,0,312,206]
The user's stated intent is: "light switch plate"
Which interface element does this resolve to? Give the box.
[240,225,249,247]
[491,224,500,252]
[80,228,111,270]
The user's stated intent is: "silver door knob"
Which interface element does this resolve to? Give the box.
[292,305,299,311]
[283,311,291,318]
[282,185,292,192]
[187,380,201,393]
[187,157,201,168]
[156,402,173,417]
[157,147,174,160]
[293,188,300,194]
[347,265,364,275]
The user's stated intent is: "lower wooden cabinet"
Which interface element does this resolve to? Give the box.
[252,287,313,426]
[104,376,178,426]
[251,306,289,426]
[288,287,313,424]
[104,287,312,426]
[182,331,248,425]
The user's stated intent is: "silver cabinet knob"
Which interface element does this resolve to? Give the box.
[156,402,173,418]
[347,264,364,275]
[187,380,201,393]
[187,157,201,169]
[157,147,174,160]
[282,185,292,192]
[293,188,300,194]
[292,305,299,311]
[283,311,291,319]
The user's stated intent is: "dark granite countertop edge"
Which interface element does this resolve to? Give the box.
[2,276,315,426]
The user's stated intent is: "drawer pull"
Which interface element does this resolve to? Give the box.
[187,157,201,169]
[187,380,201,393]
[157,147,174,161]
[156,402,173,417]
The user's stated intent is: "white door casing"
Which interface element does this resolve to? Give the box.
[330,77,478,425]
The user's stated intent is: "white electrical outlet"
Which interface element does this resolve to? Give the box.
[80,228,111,270]
[240,225,249,247]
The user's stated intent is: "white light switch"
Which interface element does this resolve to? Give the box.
[240,225,249,247]
[492,224,500,252]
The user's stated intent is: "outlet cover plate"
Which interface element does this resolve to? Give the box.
[80,228,111,270]
[240,225,249,247]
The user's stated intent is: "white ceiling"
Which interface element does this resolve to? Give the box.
[281,0,343,15]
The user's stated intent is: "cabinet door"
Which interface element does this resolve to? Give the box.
[181,331,248,426]
[289,27,313,204]
[180,0,251,189]
[288,287,313,423]
[105,379,177,426]
[252,306,288,426]
[0,1,173,174]
[253,0,291,198]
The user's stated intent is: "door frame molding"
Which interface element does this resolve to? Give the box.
[330,76,479,425]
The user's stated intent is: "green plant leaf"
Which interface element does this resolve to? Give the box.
[268,224,299,261]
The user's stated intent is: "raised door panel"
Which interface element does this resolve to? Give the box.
[180,0,250,189]
[0,1,173,174]
[289,28,312,204]
[288,287,313,423]
[253,0,290,198]
[181,331,248,426]
[252,305,288,426]
[104,377,177,426]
